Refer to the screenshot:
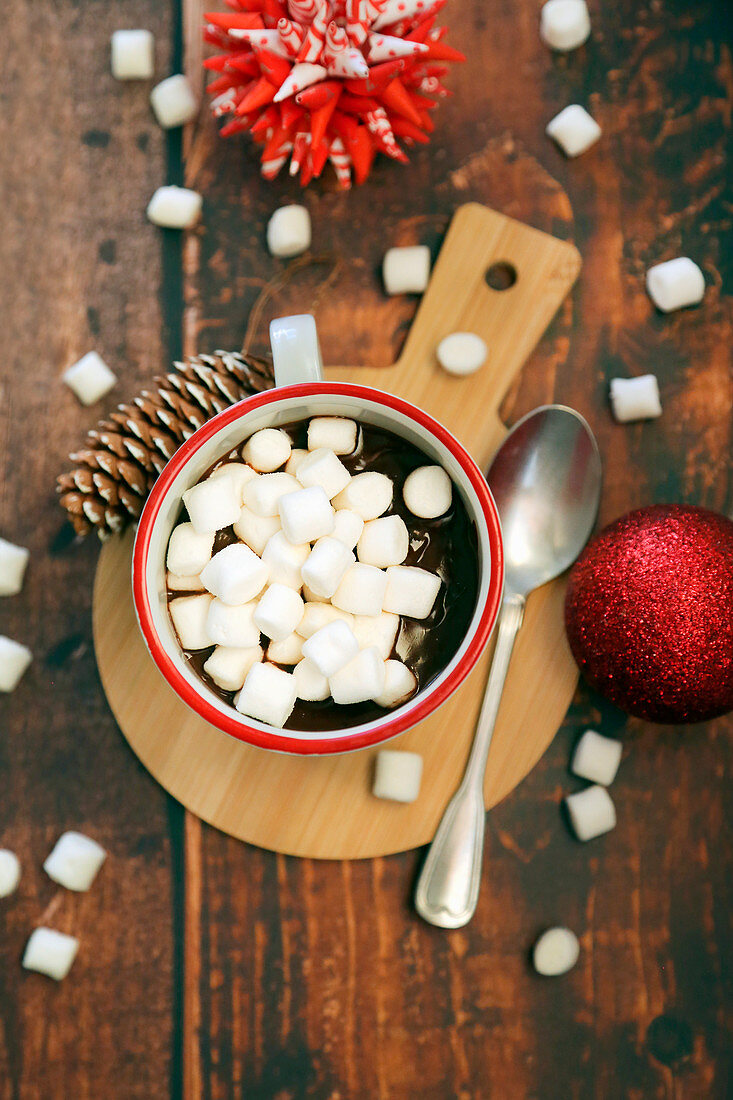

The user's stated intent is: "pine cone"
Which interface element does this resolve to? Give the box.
[57,349,275,540]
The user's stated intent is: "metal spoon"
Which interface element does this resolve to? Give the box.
[415,405,602,929]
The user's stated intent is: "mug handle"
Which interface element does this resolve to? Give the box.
[269,314,324,387]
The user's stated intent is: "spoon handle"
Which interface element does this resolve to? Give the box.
[415,594,526,928]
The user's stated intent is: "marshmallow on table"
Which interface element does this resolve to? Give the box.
[243,428,292,472]
[62,351,117,406]
[254,583,304,642]
[539,0,591,51]
[609,375,662,422]
[330,645,386,704]
[374,659,417,707]
[356,515,408,568]
[383,566,441,619]
[533,927,580,976]
[0,849,21,897]
[201,544,268,606]
[43,831,106,892]
[293,658,330,701]
[383,246,431,295]
[333,472,393,520]
[296,602,354,638]
[285,448,308,476]
[436,332,487,377]
[169,594,213,649]
[166,523,214,576]
[302,619,360,677]
[307,417,358,455]
[296,448,351,500]
[373,750,423,803]
[23,928,80,981]
[111,29,155,79]
[0,636,32,692]
[332,563,388,617]
[403,465,453,519]
[261,531,309,589]
[0,537,30,596]
[204,645,262,691]
[646,258,705,312]
[147,186,202,229]
[266,204,311,258]
[279,486,335,545]
[267,632,304,665]
[301,537,355,599]
[233,507,281,556]
[183,476,242,534]
[150,74,198,128]
[167,572,205,591]
[243,472,301,517]
[571,730,623,786]
[206,598,260,648]
[565,785,616,841]
[332,509,364,549]
[546,104,601,157]
[235,662,297,727]
[351,612,400,660]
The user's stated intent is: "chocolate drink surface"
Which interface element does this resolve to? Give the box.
[167,419,480,731]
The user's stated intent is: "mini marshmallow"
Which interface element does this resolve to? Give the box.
[533,927,580,976]
[208,462,257,500]
[330,645,386,705]
[436,332,487,377]
[254,583,304,642]
[565,785,616,841]
[374,659,417,707]
[233,507,281,556]
[539,0,591,51]
[261,531,309,589]
[150,73,198,128]
[357,515,408,568]
[372,749,423,803]
[235,662,296,727]
[243,472,301,517]
[403,465,453,519]
[243,428,292,472]
[111,29,155,79]
[166,522,214,576]
[307,417,358,455]
[278,486,335,545]
[293,658,330,701]
[383,245,431,295]
[169,594,214,649]
[571,730,623,786]
[383,566,441,619]
[333,471,393,520]
[332,563,388,617]
[0,849,21,897]
[23,928,80,981]
[267,632,304,665]
[302,619,360,677]
[62,351,117,406]
[301,537,355,598]
[266,204,311,258]
[43,832,106,892]
[203,645,262,691]
[0,636,32,692]
[0,537,30,596]
[285,448,308,476]
[183,476,241,534]
[167,572,205,591]
[646,257,705,313]
[296,602,354,638]
[609,375,662,423]
[351,613,400,660]
[332,509,364,549]
[200,544,268,606]
[546,104,601,157]
[296,448,351,499]
[146,185,202,229]
[206,598,259,648]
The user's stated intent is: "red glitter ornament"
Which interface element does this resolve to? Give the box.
[203,0,465,188]
[565,505,733,723]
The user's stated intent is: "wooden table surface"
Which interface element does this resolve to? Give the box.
[1,1,731,1097]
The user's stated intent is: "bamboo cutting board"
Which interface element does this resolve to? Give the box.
[93,203,582,859]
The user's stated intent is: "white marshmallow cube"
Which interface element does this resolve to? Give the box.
[43,831,106,892]
[383,565,441,619]
[183,476,241,534]
[208,462,257,500]
[436,332,487,377]
[200,544,268,606]
[301,537,355,599]
[266,204,311,258]
[243,472,301,517]
[167,572,205,592]
[243,428,292,472]
[203,645,262,691]
[373,750,423,803]
[62,351,117,406]
[267,632,304,665]
[0,849,21,897]
[147,185,202,229]
[539,0,591,51]
[357,515,408,568]
[206,598,259,648]
[296,448,351,499]
[166,523,214,576]
[383,245,431,295]
[403,465,453,519]
[169,594,214,649]
[279,486,335,545]
[23,928,80,981]
[0,537,30,596]
[285,448,308,476]
[0,636,32,692]
[254,583,304,642]
[293,658,330,701]
[332,509,364,549]
[571,730,623,786]
[352,612,400,660]
[533,927,580,976]
[332,563,388,617]
[329,645,386,705]
[565,785,616,841]
[233,506,281,556]
[111,29,155,80]
[546,104,601,157]
[235,662,296,727]
[374,659,417,707]
[150,73,198,128]
[302,620,359,677]
[646,257,705,312]
[610,375,662,423]
[307,417,358,455]
[261,531,309,589]
[333,471,393,520]
[296,602,354,638]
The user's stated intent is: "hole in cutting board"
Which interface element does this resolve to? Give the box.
[485,262,518,291]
